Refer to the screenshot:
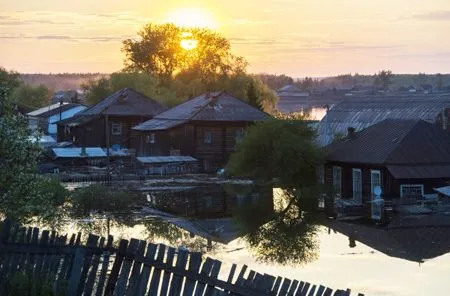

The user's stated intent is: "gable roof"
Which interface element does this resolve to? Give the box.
[326,119,450,167]
[133,91,270,131]
[56,88,167,127]
[317,95,450,146]
[30,104,86,119]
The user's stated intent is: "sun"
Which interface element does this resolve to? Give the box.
[166,8,217,29]
[180,32,198,50]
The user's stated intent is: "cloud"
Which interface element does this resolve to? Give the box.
[0,34,133,43]
[409,11,450,21]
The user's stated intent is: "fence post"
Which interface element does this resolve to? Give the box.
[66,247,86,296]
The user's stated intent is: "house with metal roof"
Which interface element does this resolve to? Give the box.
[133,91,270,172]
[27,103,87,136]
[324,119,450,207]
[56,88,167,149]
[316,95,450,146]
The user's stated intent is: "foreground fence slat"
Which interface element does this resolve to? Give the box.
[0,221,363,296]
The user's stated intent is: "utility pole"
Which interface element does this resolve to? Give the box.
[105,112,111,180]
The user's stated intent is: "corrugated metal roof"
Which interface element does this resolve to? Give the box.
[434,186,450,197]
[387,165,450,179]
[27,103,70,117]
[134,92,270,131]
[137,156,198,164]
[52,147,107,158]
[317,95,450,146]
[326,119,450,166]
[29,104,86,119]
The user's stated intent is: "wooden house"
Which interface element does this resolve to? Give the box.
[56,88,167,149]
[133,91,270,172]
[324,119,450,205]
[316,95,450,146]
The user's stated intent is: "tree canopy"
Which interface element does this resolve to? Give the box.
[227,119,328,264]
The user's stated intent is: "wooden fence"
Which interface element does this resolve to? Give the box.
[0,220,363,296]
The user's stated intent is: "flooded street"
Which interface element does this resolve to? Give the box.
[53,181,450,295]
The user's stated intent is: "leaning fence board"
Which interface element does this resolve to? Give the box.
[168,249,189,295]
[160,247,176,296]
[182,252,202,296]
[278,278,292,296]
[306,285,316,296]
[126,239,147,296]
[299,282,311,296]
[66,247,86,296]
[114,238,140,296]
[287,280,299,296]
[105,239,128,296]
[144,243,161,296]
[194,257,214,296]
[95,235,113,296]
[84,236,104,296]
[204,259,222,296]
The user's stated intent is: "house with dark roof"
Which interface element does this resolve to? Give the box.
[133,91,270,172]
[324,119,450,205]
[56,88,167,149]
[27,103,87,136]
[317,95,450,146]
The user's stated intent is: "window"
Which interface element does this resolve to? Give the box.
[111,123,122,135]
[352,169,362,203]
[146,133,156,144]
[235,128,245,142]
[400,184,424,199]
[204,130,212,144]
[332,166,342,197]
[370,170,381,200]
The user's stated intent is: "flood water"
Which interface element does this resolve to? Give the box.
[55,181,450,295]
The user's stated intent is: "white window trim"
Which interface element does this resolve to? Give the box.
[352,168,362,203]
[111,122,122,135]
[400,184,424,198]
[370,170,381,200]
[332,166,342,197]
[146,133,156,144]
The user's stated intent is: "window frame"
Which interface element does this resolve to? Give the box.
[400,184,424,199]
[332,166,342,198]
[111,122,122,135]
[352,168,362,203]
[146,133,156,144]
[370,170,381,200]
[203,130,212,144]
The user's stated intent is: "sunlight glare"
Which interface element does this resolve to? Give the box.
[166,8,217,29]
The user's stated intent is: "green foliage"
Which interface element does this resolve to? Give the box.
[10,84,51,109]
[70,184,142,216]
[122,23,247,83]
[0,67,21,91]
[374,70,394,90]
[7,271,66,296]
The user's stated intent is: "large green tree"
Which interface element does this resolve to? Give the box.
[10,84,51,109]
[227,119,328,264]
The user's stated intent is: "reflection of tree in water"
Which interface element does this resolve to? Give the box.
[234,189,322,265]
[143,219,221,254]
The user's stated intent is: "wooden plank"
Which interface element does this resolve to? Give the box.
[126,239,147,296]
[299,282,311,296]
[234,264,248,287]
[95,235,113,296]
[41,231,56,275]
[66,247,86,296]
[295,282,305,296]
[146,243,165,296]
[193,257,214,296]
[136,243,157,296]
[59,233,77,284]
[287,280,299,296]
[105,239,128,296]
[84,236,105,296]
[315,285,325,296]
[113,238,140,296]
[204,259,222,296]
[278,278,292,296]
[259,274,276,293]
[168,249,189,296]
[323,288,333,296]
[182,252,202,296]
[160,247,175,296]
[271,276,283,295]
[77,234,99,296]
[306,285,316,296]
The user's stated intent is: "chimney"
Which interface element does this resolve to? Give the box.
[347,127,356,139]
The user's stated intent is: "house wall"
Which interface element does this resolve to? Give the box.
[326,161,450,202]
[57,115,151,148]
[135,121,250,172]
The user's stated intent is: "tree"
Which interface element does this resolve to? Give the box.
[122,23,247,83]
[0,67,20,91]
[10,84,51,109]
[226,119,328,264]
[246,79,263,110]
[0,88,67,222]
[373,70,394,91]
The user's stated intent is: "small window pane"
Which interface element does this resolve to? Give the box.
[204,131,212,144]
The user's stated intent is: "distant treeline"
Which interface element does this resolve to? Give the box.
[19,73,109,91]
[17,72,450,93]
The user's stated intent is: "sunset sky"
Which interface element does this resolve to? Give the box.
[1,0,450,77]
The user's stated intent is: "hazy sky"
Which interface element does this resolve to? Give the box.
[1,0,450,76]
